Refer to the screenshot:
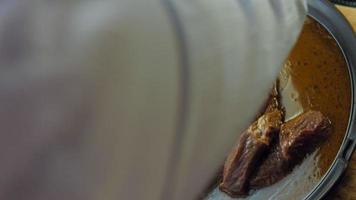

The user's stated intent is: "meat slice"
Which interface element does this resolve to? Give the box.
[249,141,290,189]
[219,109,283,197]
[249,110,331,189]
[280,110,331,161]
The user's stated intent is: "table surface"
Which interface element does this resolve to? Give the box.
[324,5,356,200]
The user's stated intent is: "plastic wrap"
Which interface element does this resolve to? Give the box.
[0,0,306,199]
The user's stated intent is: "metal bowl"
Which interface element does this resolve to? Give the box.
[305,0,356,199]
[206,1,356,199]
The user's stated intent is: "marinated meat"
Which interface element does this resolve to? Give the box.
[249,110,331,189]
[219,129,267,197]
[219,109,283,197]
[219,82,331,197]
[280,110,331,161]
[219,106,331,196]
[249,141,290,189]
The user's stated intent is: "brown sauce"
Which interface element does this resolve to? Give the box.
[280,17,351,176]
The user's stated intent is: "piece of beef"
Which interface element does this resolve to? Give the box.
[280,110,331,161]
[249,110,331,189]
[219,109,283,197]
[249,140,290,189]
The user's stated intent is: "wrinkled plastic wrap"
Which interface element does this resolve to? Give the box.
[0,0,306,200]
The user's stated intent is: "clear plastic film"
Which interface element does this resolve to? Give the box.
[0,0,306,200]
